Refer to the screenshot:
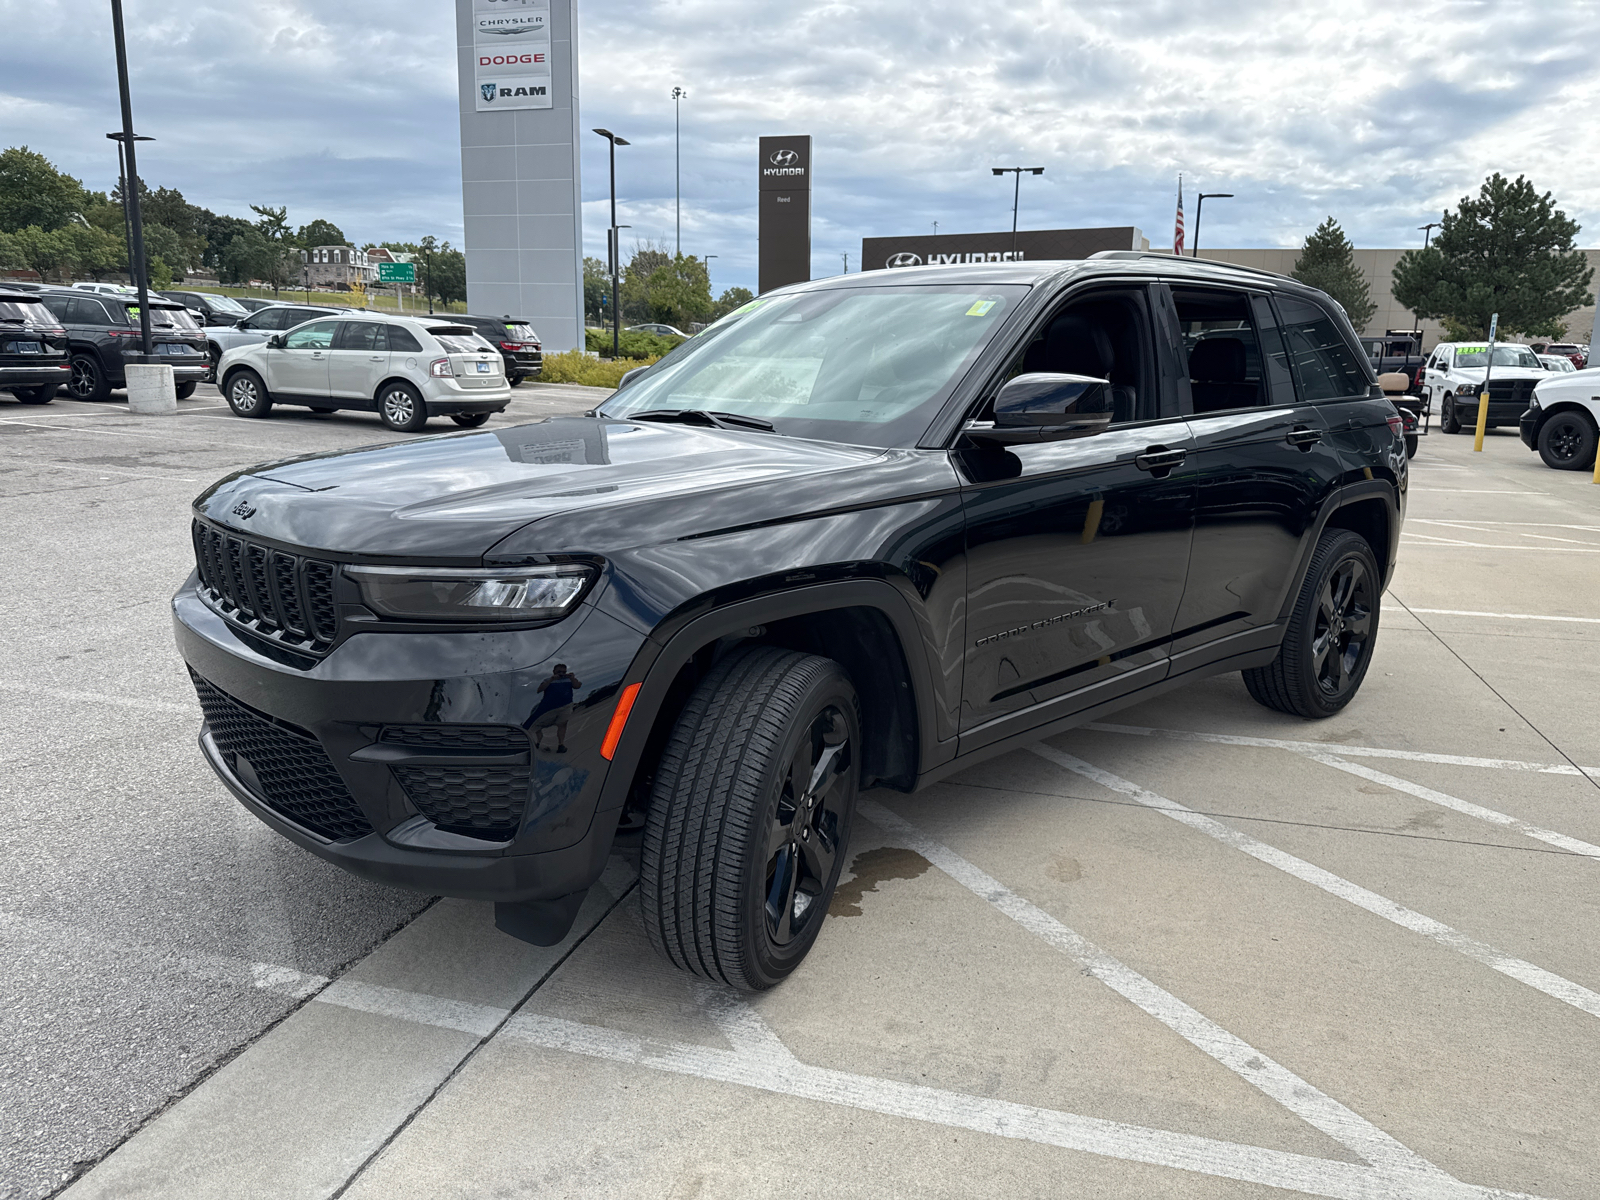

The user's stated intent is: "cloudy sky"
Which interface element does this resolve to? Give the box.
[2,0,1598,293]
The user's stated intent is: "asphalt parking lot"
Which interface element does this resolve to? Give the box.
[4,391,1599,1199]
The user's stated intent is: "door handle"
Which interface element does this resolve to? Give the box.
[1135,446,1187,472]
[1286,426,1322,447]
[369,355,384,361]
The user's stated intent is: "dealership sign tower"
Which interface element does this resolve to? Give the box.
[454,0,583,352]
[759,136,812,294]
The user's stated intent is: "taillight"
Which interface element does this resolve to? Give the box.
[499,340,522,350]
[1386,413,1404,437]
[428,357,453,377]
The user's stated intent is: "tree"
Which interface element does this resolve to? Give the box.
[621,241,672,322]
[220,229,271,284]
[713,286,754,319]
[432,246,467,306]
[249,204,299,294]
[64,223,126,280]
[1392,174,1594,339]
[142,223,186,281]
[583,256,608,324]
[1291,218,1376,331]
[0,146,86,233]
[642,255,714,328]
[10,225,75,281]
[298,218,346,248]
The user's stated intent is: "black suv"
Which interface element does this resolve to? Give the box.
[174,256,1405,990]
[0,290,71,402]
[451,313,543,384]
[158,288,254,327]
[37,289,209,400]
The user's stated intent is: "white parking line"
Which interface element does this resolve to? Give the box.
[1386,606,1600,624]
[1307,753,1600,860]
[1031,746,1600,1022]
[1413,489,1547,495]
[1411,520,1600,532]
[857,799,1442,1179]
[1400,538,1600,553]
[317,978,503,1037]
[1083,721,1600,779]
[0,678,194,716]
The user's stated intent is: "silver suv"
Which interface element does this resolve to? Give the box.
[216,312,511,431]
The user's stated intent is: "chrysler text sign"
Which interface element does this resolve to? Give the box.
[860,227,1146,272]
[473,0,552,110]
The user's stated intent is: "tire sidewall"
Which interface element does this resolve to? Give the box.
[1440,397,1460,433]
[69,353,105,401]
[379,383,427,431]
[1286,532,1381,718]
[1537,413,1597,470]
[226,369,270,418]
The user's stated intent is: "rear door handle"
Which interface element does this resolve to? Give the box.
[1286,427,1322,447]
[369,355,384,361]
[1135,447,1187,472]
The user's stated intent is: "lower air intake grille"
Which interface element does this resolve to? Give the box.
[191,672,373,842]
[380,725,528,751]
[392,765,530,839]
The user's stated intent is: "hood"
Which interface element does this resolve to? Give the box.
[1448,366,1548,382]
[193,416,887,559]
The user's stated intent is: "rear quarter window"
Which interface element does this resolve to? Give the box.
[388,325,423,353]
[1275,295,1370,401]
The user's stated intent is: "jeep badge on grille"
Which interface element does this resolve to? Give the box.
[231,500,256,519]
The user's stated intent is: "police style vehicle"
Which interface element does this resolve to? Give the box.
[1421,341,1549,434]
[1521,367,1600,470]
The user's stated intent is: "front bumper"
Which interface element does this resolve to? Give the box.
[1520,407,1539,449]
[0,361,70,387]
[1446,394,1525,425]
[173,580,648,903]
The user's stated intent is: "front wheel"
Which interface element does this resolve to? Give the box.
[1439,397,1461,434]
[642,646,860,992]
[225,369,273,418]
[450,411,492,428]
[1243,529,1380,719]
[378,382,428,432]
[1537,412,1597,471]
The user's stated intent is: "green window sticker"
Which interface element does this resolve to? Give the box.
[965,299,998,316]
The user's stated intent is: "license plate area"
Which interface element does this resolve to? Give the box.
[474,361,492,374]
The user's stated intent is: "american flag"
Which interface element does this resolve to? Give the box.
[1174,177,1185,256]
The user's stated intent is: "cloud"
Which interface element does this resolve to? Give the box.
[2,0,1598,293]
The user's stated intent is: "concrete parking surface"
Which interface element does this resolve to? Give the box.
[4,392,1598,1199]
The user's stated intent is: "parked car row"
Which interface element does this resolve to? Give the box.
[0,289,71,402]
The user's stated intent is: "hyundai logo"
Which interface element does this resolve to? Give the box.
[886,252,922,268]
[769,149,800,167]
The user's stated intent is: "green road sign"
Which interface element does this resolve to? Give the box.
[377,262,416,284]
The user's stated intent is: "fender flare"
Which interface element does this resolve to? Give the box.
[1275,479,1401,623]
[593,578,947,814]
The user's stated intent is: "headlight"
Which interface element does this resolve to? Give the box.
[1456,383,1478,395]
[345,563,593,622]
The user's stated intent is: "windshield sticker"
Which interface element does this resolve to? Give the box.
[1455,345,1487,356]
[965,300,998,316]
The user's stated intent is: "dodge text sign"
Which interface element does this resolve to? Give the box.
[473,0,552,111]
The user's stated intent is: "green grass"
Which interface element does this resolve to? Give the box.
[539,349,657,388]
[201,283,467,314]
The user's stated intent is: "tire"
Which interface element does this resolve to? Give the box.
[1404,434,1417,458]
[1439,396,1461,434]
[174,381,196,400]
[1242,529,1381,719]
[642,646,861,992]
[14,384,56,404]
[450,411,491,428]
[225,369,273,418]
[67,353,110,402]
[507,372,525,387]
[1536,411,1597,471]
[378,382,428,432]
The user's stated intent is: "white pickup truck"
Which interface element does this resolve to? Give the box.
[1421,341,1550,434]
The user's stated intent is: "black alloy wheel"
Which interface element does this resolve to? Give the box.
[1439,396,1462,434]
[450,412,491,428]
[642,646,860,991]
[174,381,197,400]
[378,382,428,432]
[225,369,273,418]
[68,354,110,402]
[1537,412,1598,471]
[1243,529,1380,718]
[14,383,56,404]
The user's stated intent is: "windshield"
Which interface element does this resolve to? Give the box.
[598,284,1027,446]
[204,294,249,316]
[427,326,495,354]
[1454,344,1541,369]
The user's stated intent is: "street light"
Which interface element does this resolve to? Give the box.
[1418,221,1441,249]
[991,167,1044,255]
[672,87,686,258]
[704,254,717,298]
[105,131,153,291]
[1191,193,1233,257]
[108,0,153,357]
[592,128,630,358]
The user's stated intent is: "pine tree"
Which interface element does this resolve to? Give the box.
[1391,174,1593,339]
[1292,218,1376,331]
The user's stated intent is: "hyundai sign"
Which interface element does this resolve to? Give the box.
[759,135,812,294]
[860,227,1147,272]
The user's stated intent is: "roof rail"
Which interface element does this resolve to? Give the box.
[1087,249,1296,283]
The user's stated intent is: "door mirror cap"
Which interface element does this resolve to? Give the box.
[965,372,1114,445]
[266,334,284,349]
[234,319,249,328]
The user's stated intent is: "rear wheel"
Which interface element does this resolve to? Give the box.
[642,646,860,992]
[225,369,272,418]
[378,382,428,432]
[450,411,491,428]
[14,383,56,404]
[507,372,525,387]
[1537,411,1597,470]
[1404,434,1418,458]
[174,381,197,400]
[1243,530,1380,719]
[68,354,110,401]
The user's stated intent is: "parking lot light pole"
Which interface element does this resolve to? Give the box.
[991,167,1044,256]
[704,254,717,300]
[109,0,153,358]
[672,88,686,258]
[105,132,152,290]
[593,128,630,358]
[1191,193,1233,257]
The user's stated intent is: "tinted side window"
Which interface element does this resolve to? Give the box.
[283,321,337,350]
[336,323,387,352]
[1249,295,1297,405]
[999,289,1156,424]
[1173,288,1265,413]
[246,309,285,331]
[74,298,116,326]
[41,295,73,321]
[388,325,422,353]
[1275,296,1370,401]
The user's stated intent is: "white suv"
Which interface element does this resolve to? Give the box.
[217,312,510,431]
[1521,369,1600,470]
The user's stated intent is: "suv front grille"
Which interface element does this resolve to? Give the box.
[391,764,531,839]
[380,724,528,750]
[190,672,373,842]
[1486,380,1536,405]
[191,519,338,654]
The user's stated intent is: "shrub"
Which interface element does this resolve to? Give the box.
[540,349,658,388]
[584,327,684,359]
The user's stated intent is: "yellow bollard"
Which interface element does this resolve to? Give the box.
[1473,390,1490,451]
[1593,443,1600,485]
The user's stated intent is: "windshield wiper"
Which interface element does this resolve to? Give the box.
[626,408,775,432]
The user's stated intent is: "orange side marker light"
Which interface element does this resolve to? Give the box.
[600,682,641,760]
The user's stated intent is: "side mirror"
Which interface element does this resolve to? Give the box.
[234,319,249,329]
[616,365,648,391]
[266,334,284,349]
[964,373,1114,445]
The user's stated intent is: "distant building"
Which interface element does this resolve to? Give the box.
[300,244,374,289]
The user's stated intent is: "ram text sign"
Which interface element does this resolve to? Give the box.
[473,0,552,111]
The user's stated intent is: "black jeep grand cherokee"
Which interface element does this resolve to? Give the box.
[174,255,1405,990]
